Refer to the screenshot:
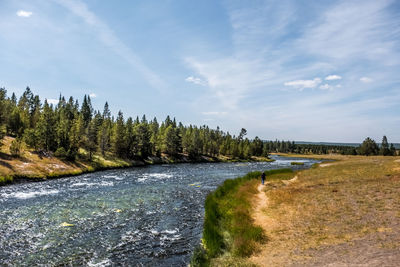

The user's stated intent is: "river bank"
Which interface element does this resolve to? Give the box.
[0,136,274,186]
[0,158,306,266]
[204,155,400,266]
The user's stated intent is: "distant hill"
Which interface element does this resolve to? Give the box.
[294,141,400,149]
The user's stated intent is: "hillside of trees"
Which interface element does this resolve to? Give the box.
[265,137,397,156]
[0,87,396,163]
[0,87,269,161]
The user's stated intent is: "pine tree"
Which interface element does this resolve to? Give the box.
[98,102,112,156]
[81,95,93,127]
[85,119,98,160]
[149,117,160,156]
[112,111,126,157]
[389,143,396,156]
[135,120,151,158]
[380,135,390,156]
[36,100,56,151]
[163,125,180,156]
[359,137,379,156]
[125,117,138,159]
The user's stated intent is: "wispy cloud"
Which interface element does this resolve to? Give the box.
[360,77,373,83]
[185,76,207,86]
[89,93,97,98]
[325,75,342,80]
[284,78,321,90]
[47,99,59,105]
[298,0,397,63]
[319,84,334,90]
[54,0,165,90]
[16,10,33,17]
[202,111,227,116]
[184,0,400,141]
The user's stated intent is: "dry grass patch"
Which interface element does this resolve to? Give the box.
[250,155,400,266]
[0,136,132,184]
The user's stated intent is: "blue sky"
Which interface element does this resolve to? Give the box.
[1,0,399,142]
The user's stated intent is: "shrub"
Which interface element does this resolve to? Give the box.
[291,161,304,165]
[23,128,38,149]
[10,138,23,157]
[54,147,67,158]
[190,245,208,267]
[0,175,13,184]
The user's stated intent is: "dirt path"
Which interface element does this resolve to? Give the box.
[252,183,270,230]
[250,183,271,266]
[250,176,298,266]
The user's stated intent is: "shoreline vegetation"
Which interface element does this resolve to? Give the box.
[0,88,397,184]
[194,154,400,266]
[0,135,274,186]
[0,87,274,185]
[191,168,295,266]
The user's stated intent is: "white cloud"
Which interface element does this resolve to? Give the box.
[284,78,321,90]
[47,99,59,105]
[185,76,207,86]
[319,84,333,90]
[16,10,33,17]
[360,77,373,83]
[325,75,342,81]
[89,93,97,98]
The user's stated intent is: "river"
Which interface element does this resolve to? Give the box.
[0,155,318,266]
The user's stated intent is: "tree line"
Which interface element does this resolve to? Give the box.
[0,87,397,160]
[0,87,269,160]
[265,137,397,156]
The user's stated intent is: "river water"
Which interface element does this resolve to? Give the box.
[0,155,318,266]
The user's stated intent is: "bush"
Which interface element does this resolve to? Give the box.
[0,175,13,184]
[10,138,23,157]
[66,147,78,161]
[190,245,208,267]
[23,128,38,149]
[54,147,67,158]
[291,161,304,165]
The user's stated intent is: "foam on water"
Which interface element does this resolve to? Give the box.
[102,175,123,180]
[2,189,60,200]
[137,173,174,182]
[87,258,111,267]
[162,229,179,234]
[70,181,114,187]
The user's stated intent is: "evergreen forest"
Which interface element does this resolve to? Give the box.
[0,87,396,161]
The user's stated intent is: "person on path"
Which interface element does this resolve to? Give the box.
[261,172,266,185]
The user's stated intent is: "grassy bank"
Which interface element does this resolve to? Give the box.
[0,136,274,186]
[246,155,400,266]
[192,168,294,266]
[0,136,134,185]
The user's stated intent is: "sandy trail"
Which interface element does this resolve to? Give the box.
[250,183,277,266]
[250,176,298,266]
[252,183,270,230]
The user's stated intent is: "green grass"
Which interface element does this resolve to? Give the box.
[0,175,13,184]
[195,168,293,266]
